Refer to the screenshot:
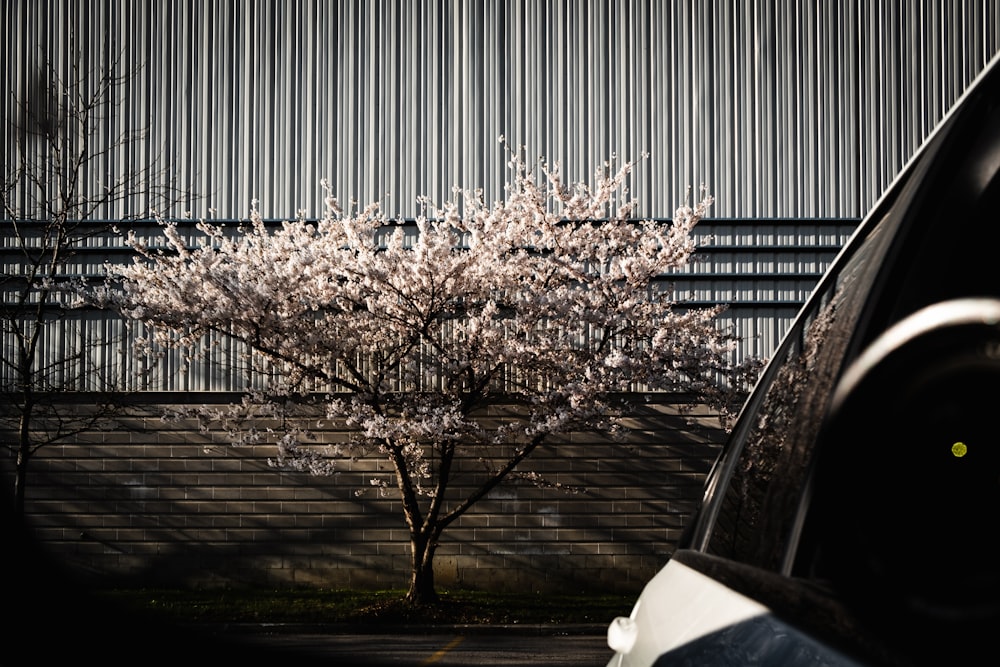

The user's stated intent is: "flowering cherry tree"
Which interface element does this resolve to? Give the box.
[104,145,743,604]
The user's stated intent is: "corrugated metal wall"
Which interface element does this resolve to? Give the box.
[4,0,999,220]
[3,1,1000,388]
[1,217,857,391]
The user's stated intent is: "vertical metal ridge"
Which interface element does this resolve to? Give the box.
[8,0,994,222]
[4,1,1000,382]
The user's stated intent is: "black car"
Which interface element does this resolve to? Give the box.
[607,49,1000,667]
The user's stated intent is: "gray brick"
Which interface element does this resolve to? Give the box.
[20,395,723,593]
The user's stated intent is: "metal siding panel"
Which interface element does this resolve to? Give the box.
[3,1,998,221]
[4,1,1000,390]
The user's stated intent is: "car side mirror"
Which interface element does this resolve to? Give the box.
[802,298,1000,661]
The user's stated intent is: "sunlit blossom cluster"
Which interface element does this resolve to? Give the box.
[105,146,739,507]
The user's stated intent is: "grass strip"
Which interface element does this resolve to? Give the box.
[94,588,635,626]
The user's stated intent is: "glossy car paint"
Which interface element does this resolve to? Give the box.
[606,559,864,667]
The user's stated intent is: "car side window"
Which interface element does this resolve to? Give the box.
[704,211,898,571]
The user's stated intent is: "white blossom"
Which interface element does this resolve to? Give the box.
[102,148,751,593]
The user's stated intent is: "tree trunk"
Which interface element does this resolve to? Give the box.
[14,450,28,518]
[13,400,33,517]
[405,531,439,605]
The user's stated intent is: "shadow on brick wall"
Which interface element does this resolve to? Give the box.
[5,395,727,595]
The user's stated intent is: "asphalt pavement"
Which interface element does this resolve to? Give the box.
[210,623,615,665]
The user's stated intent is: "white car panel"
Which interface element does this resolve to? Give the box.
[606,559,865,667]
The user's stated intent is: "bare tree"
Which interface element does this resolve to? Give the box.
[1,43,192,516]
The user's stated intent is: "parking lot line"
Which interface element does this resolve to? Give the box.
[419,635,466,665]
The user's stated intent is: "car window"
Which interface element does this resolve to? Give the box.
[699,66,1000,574]
[703,208,897,571]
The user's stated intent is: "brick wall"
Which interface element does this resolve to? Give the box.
[7,395,726,594]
